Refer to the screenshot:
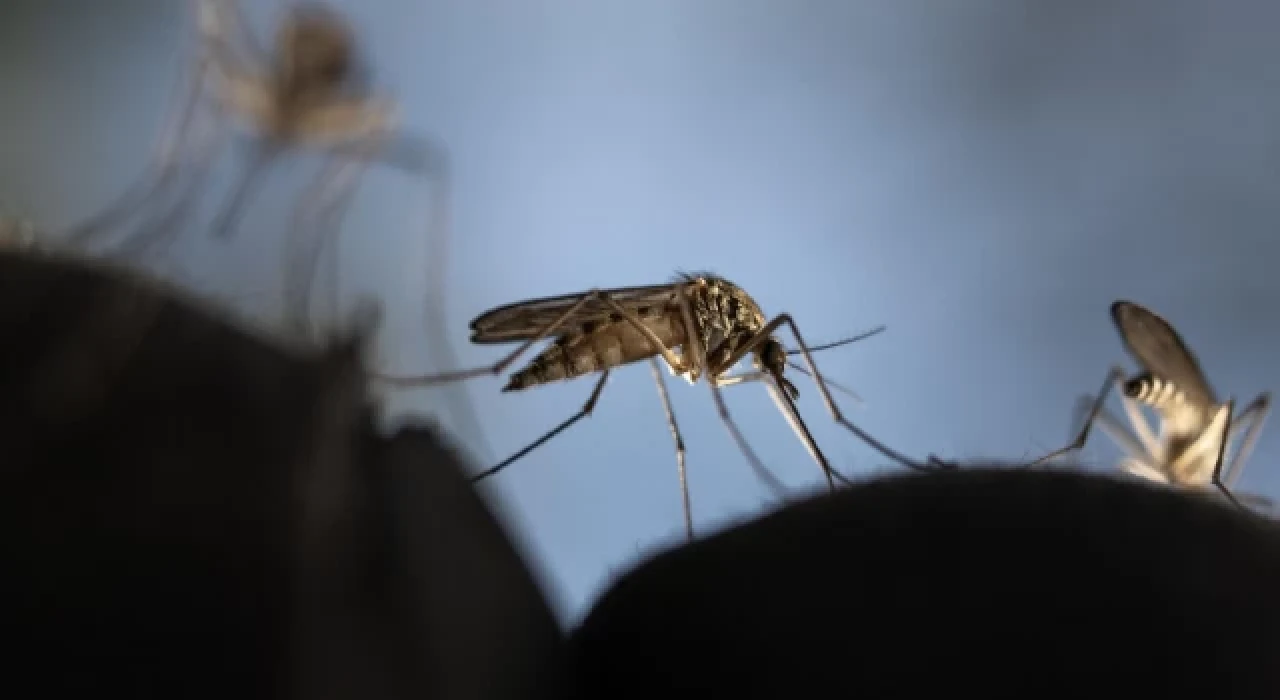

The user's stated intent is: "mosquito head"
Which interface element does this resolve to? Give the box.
[276,5,357,94]
[755,337,800,401]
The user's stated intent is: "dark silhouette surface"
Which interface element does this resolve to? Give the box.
[4,252,1280,698]
[0,251,563,700]
[572,467,1280,697]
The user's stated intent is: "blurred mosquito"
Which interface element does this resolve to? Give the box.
[63,0,451,335]
[1027,300,1272,511]
[377,273,935,541]
[0,214,41,252]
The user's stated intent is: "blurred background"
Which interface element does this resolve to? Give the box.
[3,0,1279,624]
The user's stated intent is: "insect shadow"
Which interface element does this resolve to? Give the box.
[61,0,451,338]
[1026,300,1272,512]
[376,272,938,541]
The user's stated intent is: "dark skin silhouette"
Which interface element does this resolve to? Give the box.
[0,251,562,700]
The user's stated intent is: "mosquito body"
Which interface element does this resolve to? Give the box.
[499,275,784,393]
[378,272,932,541]
[64,0,451,340]
[1029,300,1272,511]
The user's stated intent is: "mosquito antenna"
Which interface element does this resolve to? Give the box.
[785,325,885,356]
[785,361,864,404]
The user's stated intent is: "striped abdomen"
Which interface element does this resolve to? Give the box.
[503,313,688,391]
[1123,372,1215,442]
[1123,373,1192,412]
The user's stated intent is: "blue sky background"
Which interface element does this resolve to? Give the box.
[4,0,1280,624]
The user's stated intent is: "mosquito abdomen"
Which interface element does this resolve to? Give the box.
[1125,372,1214,440]
[1124,373,1186,410]
[503,314,687,392]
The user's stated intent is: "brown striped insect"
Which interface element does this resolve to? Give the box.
[377,272,936,540]
[63,0,451,338]
[1027,301,1273,512]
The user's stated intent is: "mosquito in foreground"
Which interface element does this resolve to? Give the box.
[377,273,935,541]
[1027,300,1273,511]
[63,0,451,336]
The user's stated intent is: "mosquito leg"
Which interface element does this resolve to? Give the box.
[107,160,210,270]
[925,455,958,470]
[110,118,232,265]
[1085,401,1171,485]
[370,133,494,470]
[283,151,368,337]
[1192,401,1244,511]
[1022,366,1127,468]
[712,370,850,489]
[65,156,184,251]
[310,164,364,338]
[404,135,454,402]
[1118,459,1170,484]
[760,375,841,490]
[709,365,843,488]
[703,378,789,498]
[65,58,214,249]
[1118,383,1163,460]
[197,0,271,68]
[1221,392,1271,489]
[1237,492,1276,514]
[712,371,769,388]
[471,370,610,482]
[649,358,693,541]
[746,313,931,473]
[1088,400,1160,470]
[696,325,840,486]
[209,143,277,240]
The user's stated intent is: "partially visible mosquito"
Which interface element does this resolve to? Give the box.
[0,214,42,252]
[376,272,935,541]
[1027,300,1272,511]
[0,210,69,257]
[63,0,451,337]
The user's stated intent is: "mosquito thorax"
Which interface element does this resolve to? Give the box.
[684,275,768,370]
[277,7,355,96]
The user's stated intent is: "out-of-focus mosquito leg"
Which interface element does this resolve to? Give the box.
[470,371,610,482]
[650,358,693,541]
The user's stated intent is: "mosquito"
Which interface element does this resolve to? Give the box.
[1026,300,1272,511]
[62,0,451,337]
[376,272,935,541]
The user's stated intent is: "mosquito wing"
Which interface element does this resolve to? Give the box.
[469,282,685,345]
[1110,300,1216,406]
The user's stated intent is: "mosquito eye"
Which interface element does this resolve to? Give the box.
[761,342,785,368]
